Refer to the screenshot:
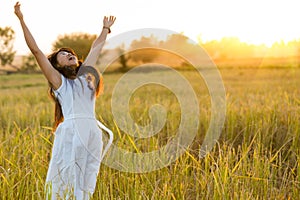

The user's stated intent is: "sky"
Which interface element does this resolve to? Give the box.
[1,0,300,55]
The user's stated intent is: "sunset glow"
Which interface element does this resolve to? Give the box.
[1,0,299,54]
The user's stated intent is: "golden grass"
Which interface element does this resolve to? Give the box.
[0,67,299,199]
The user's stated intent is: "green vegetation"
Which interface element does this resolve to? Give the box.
[0,67,299,199]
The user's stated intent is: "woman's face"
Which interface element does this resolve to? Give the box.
[56,51,78,67]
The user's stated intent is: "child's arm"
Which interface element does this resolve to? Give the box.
[14,2,61,90]
[83,16,116,67]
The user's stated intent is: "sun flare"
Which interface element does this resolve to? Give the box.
[1,0,299,54]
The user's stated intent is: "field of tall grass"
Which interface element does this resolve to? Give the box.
[0,67,299,199]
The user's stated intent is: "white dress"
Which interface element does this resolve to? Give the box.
[45,73,113,200]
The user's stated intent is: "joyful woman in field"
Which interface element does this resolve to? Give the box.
[14,2,115,199]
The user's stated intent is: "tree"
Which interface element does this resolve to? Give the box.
[0,27,16,67]
[162,33,200,57]
[21,54,39,73]
[129,35,160,63]
[52,32,97,60]
[160,33,204,66]
[117,44,131,72]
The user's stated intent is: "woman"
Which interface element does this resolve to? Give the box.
[14,2,115,199]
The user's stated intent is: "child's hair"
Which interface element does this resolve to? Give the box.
[47,47,103,131]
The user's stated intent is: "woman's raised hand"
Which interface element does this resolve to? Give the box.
[103,16,116,28]
[14,2,23,20]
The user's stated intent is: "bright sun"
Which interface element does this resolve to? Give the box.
[1,0,300,55]
[189,0,300,47]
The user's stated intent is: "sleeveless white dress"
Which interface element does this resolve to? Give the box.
[45,73,113,200]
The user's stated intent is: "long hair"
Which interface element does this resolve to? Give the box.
[47,47,103,131]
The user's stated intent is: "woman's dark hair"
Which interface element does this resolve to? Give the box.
[47,47,103,131]
[48,47,82,78]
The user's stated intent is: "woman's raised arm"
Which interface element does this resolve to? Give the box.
[83,16,116,67]
[14,2,61,89]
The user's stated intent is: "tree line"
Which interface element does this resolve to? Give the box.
[1,26,300,73]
